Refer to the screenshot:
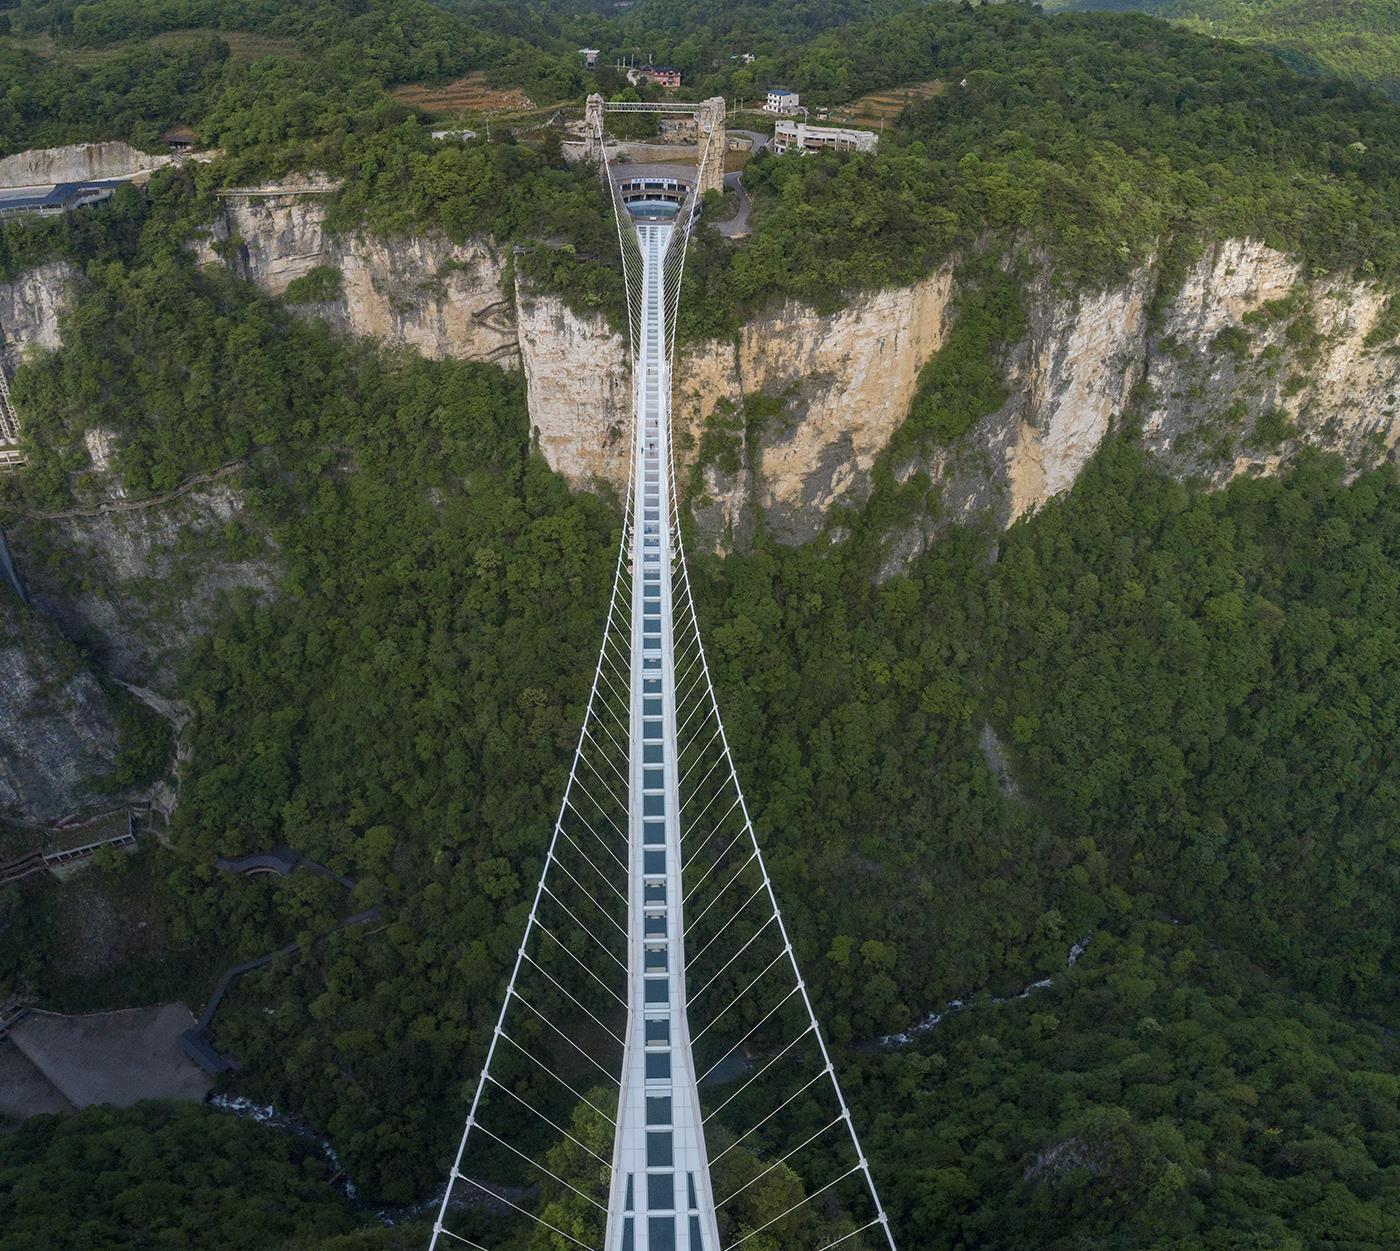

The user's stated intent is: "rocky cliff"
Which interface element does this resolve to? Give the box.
[520,240,1400,549]
[0,261,77,377]
[0,142,175,188]
[175,179,1400,549]
[8,214,1399,575]
[194,193,519,364]
[6,482,277,696]
[0,588,125,823]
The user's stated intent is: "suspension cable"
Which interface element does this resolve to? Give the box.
[453,1170,603,1251]
[496,1029,617,1122]
[715,1114,844,1209]
[720,1167,862,1251]
[506,991,622,1085]
[473,1122,609,1212]
[697,983,801,1084]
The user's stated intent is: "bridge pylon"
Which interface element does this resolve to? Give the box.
[695,99,726,197]
[585,93,607,165]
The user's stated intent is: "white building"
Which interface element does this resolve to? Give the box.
[772,120,877,155]
[764,87,799,114]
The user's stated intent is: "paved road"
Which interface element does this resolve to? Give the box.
[710,129,770,238]
[714,171,751,237]
[727,128,772,154]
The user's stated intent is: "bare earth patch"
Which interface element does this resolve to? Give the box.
[833,79,945,127]
[391,72,534,116]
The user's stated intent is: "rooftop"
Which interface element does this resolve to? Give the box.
[0,179,124,216]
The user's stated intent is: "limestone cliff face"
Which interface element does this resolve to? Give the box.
[519,268,956,545]
[515,283,631,486]
[0,142,173,187]
[0,261,78,376]
[10,222,1400,569]
[518,240,1400,552]
[1140,239,1400,482]
[8,483,277,696]
[681,270,956,545]
[0,591,124,823]
[195,195,518,364]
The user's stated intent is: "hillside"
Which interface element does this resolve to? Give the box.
[1049,0,1400,97]
[1,1,1399,1248]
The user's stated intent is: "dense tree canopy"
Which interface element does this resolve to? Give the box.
[3,2,1400,1246]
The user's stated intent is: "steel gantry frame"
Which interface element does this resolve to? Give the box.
[431,128,896,1251]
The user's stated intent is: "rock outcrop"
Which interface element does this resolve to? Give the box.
[0,261,77,376]
[10,205,1400,565]
[8,482,277,695]
[517,241,1400,549]
[0,142,173,187]
[195,194,518,364]
[0,589,124,823]
[515,284,631,487]
[518,267,956,545]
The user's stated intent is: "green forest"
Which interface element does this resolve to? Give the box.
[1049,0,1400,99]
[3,0,1400,1247]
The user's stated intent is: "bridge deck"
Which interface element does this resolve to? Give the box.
[605,218,721,1251]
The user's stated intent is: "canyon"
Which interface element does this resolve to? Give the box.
[2,174,1399,820]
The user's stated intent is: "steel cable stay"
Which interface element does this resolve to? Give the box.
[814,1218,887,1251]
[657,541,898,1251]
[520,951,627,1045]
[690,950,788,1044]
[431,427,637,1248]
[714,1114,844,1209]
[683,851,758,939]
[562,776,629,844]
[675,692,719,744]
[696,984,802,1085]
[686,883,771,972]
[672,659,709,716]
[720,1167,864,1251]
[496,1029,618,1123]
[438,121,897,1251]
[682,821,751,906]
[496,998,620,1087]
[689,914,779,1003]
[539,885,626,969]
[680,789,744,857]
[534,923,627,1007]
[573,751,631,820]
[679,800,743,867]
[556,816,628,878]
[472,1121,610,1212]
[451,1167,604,1251]
[579,726,629,788]
[560,776,624,838]
[707,1068,828,1158]
[545,857,627,935]
[596,648,634,708]
[583,691,630,749]
[560,797,627,861]
[677,757,733,825]
[436,1228,493,1250]
[680,797,744,866]
[702,1026,817,1131]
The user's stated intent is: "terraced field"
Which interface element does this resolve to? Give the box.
[832,78,944,126]
[390,71,534,117]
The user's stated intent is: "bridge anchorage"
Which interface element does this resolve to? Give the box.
[431,125,896,1251]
